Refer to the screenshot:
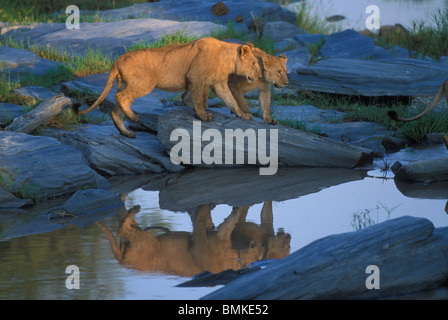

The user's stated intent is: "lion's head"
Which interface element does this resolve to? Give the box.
[260,53,288,89]
[235,42,263,83]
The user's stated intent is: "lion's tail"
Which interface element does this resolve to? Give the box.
[388,79,448,122]
[77,62,118,116]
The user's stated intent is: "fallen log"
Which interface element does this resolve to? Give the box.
[202,216,448,300]
[5,94,73,134]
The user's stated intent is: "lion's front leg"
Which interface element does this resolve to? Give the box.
[259,85,277,125]
[214,82,253,120]
[444,132,448,150]
[190,83,213,121]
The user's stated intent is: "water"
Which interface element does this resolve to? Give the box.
[286,0,448,30]
[1,0,448,300]
[0,142,447,300]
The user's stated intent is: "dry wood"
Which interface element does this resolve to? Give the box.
[5,94,73,134]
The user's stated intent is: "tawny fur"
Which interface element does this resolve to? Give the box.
[183,48,288,124]
[78,37,262,138]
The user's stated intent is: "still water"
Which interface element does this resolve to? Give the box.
[1,0,448,301]
[0,143,447,300]
[286,0,448,30]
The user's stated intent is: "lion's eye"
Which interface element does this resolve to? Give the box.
[253,62,257,67]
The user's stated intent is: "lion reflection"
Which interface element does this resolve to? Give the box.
[96,201,290,276]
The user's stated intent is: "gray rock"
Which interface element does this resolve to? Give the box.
[40,123,184,175]
[0,187,32,208]
[202,216,448,299]
[294,33,327,49]
[393,157,448,182]
[0,131,110,199]
[319,29,375,59]
[0,103,27,127]
[12,86,57,103]
[157,108,374,171]
[279,47,310,71]
[271,104,345,123]
[262,21,305,42]
[0,46,64,81]
[2,19,226,58]
[289,58,448,96]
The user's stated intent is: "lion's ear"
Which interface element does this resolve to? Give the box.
[245,41,254,50]
[240,45,252,57]
[279,54,287,62]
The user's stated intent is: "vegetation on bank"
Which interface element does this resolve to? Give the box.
[0,0,447,144]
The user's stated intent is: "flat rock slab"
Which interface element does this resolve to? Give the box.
[0,187,32,208]
[0,46,63,81]
[0,103,27,127]
[40,123,184,175]
[1,19,226,58]
[290,58,448,96]
[13,86,57,103]
[319,29,375,59]
[0,131,110,199]
[157,108,374,170]
[202,216,448,299]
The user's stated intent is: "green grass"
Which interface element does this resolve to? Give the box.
[269,90,448,144]
[367,4,448,60]
[0,0,148,25]
[127,28,199,52]
[0,170,41,201]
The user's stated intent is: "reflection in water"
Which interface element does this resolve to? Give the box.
[96,200,290,276]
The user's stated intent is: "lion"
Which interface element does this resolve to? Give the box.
[182,48,288,124]
[388,79,448,149]
[76,37,262,138]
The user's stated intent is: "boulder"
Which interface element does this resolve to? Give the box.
[262,21,305,42]
[202,216,448,299]
[318,29,375,59]
[392,157,448,182]
[0,131,110,199]
[40,123,184,175]
[289,58,448,96]
[157,108,374,171]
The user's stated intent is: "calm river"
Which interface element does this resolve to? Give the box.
[1,0,448,300]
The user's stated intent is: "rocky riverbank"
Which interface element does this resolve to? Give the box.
[1,1,447,212]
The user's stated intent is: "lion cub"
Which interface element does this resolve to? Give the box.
[183,48,288,124]
[77,37,262,138]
